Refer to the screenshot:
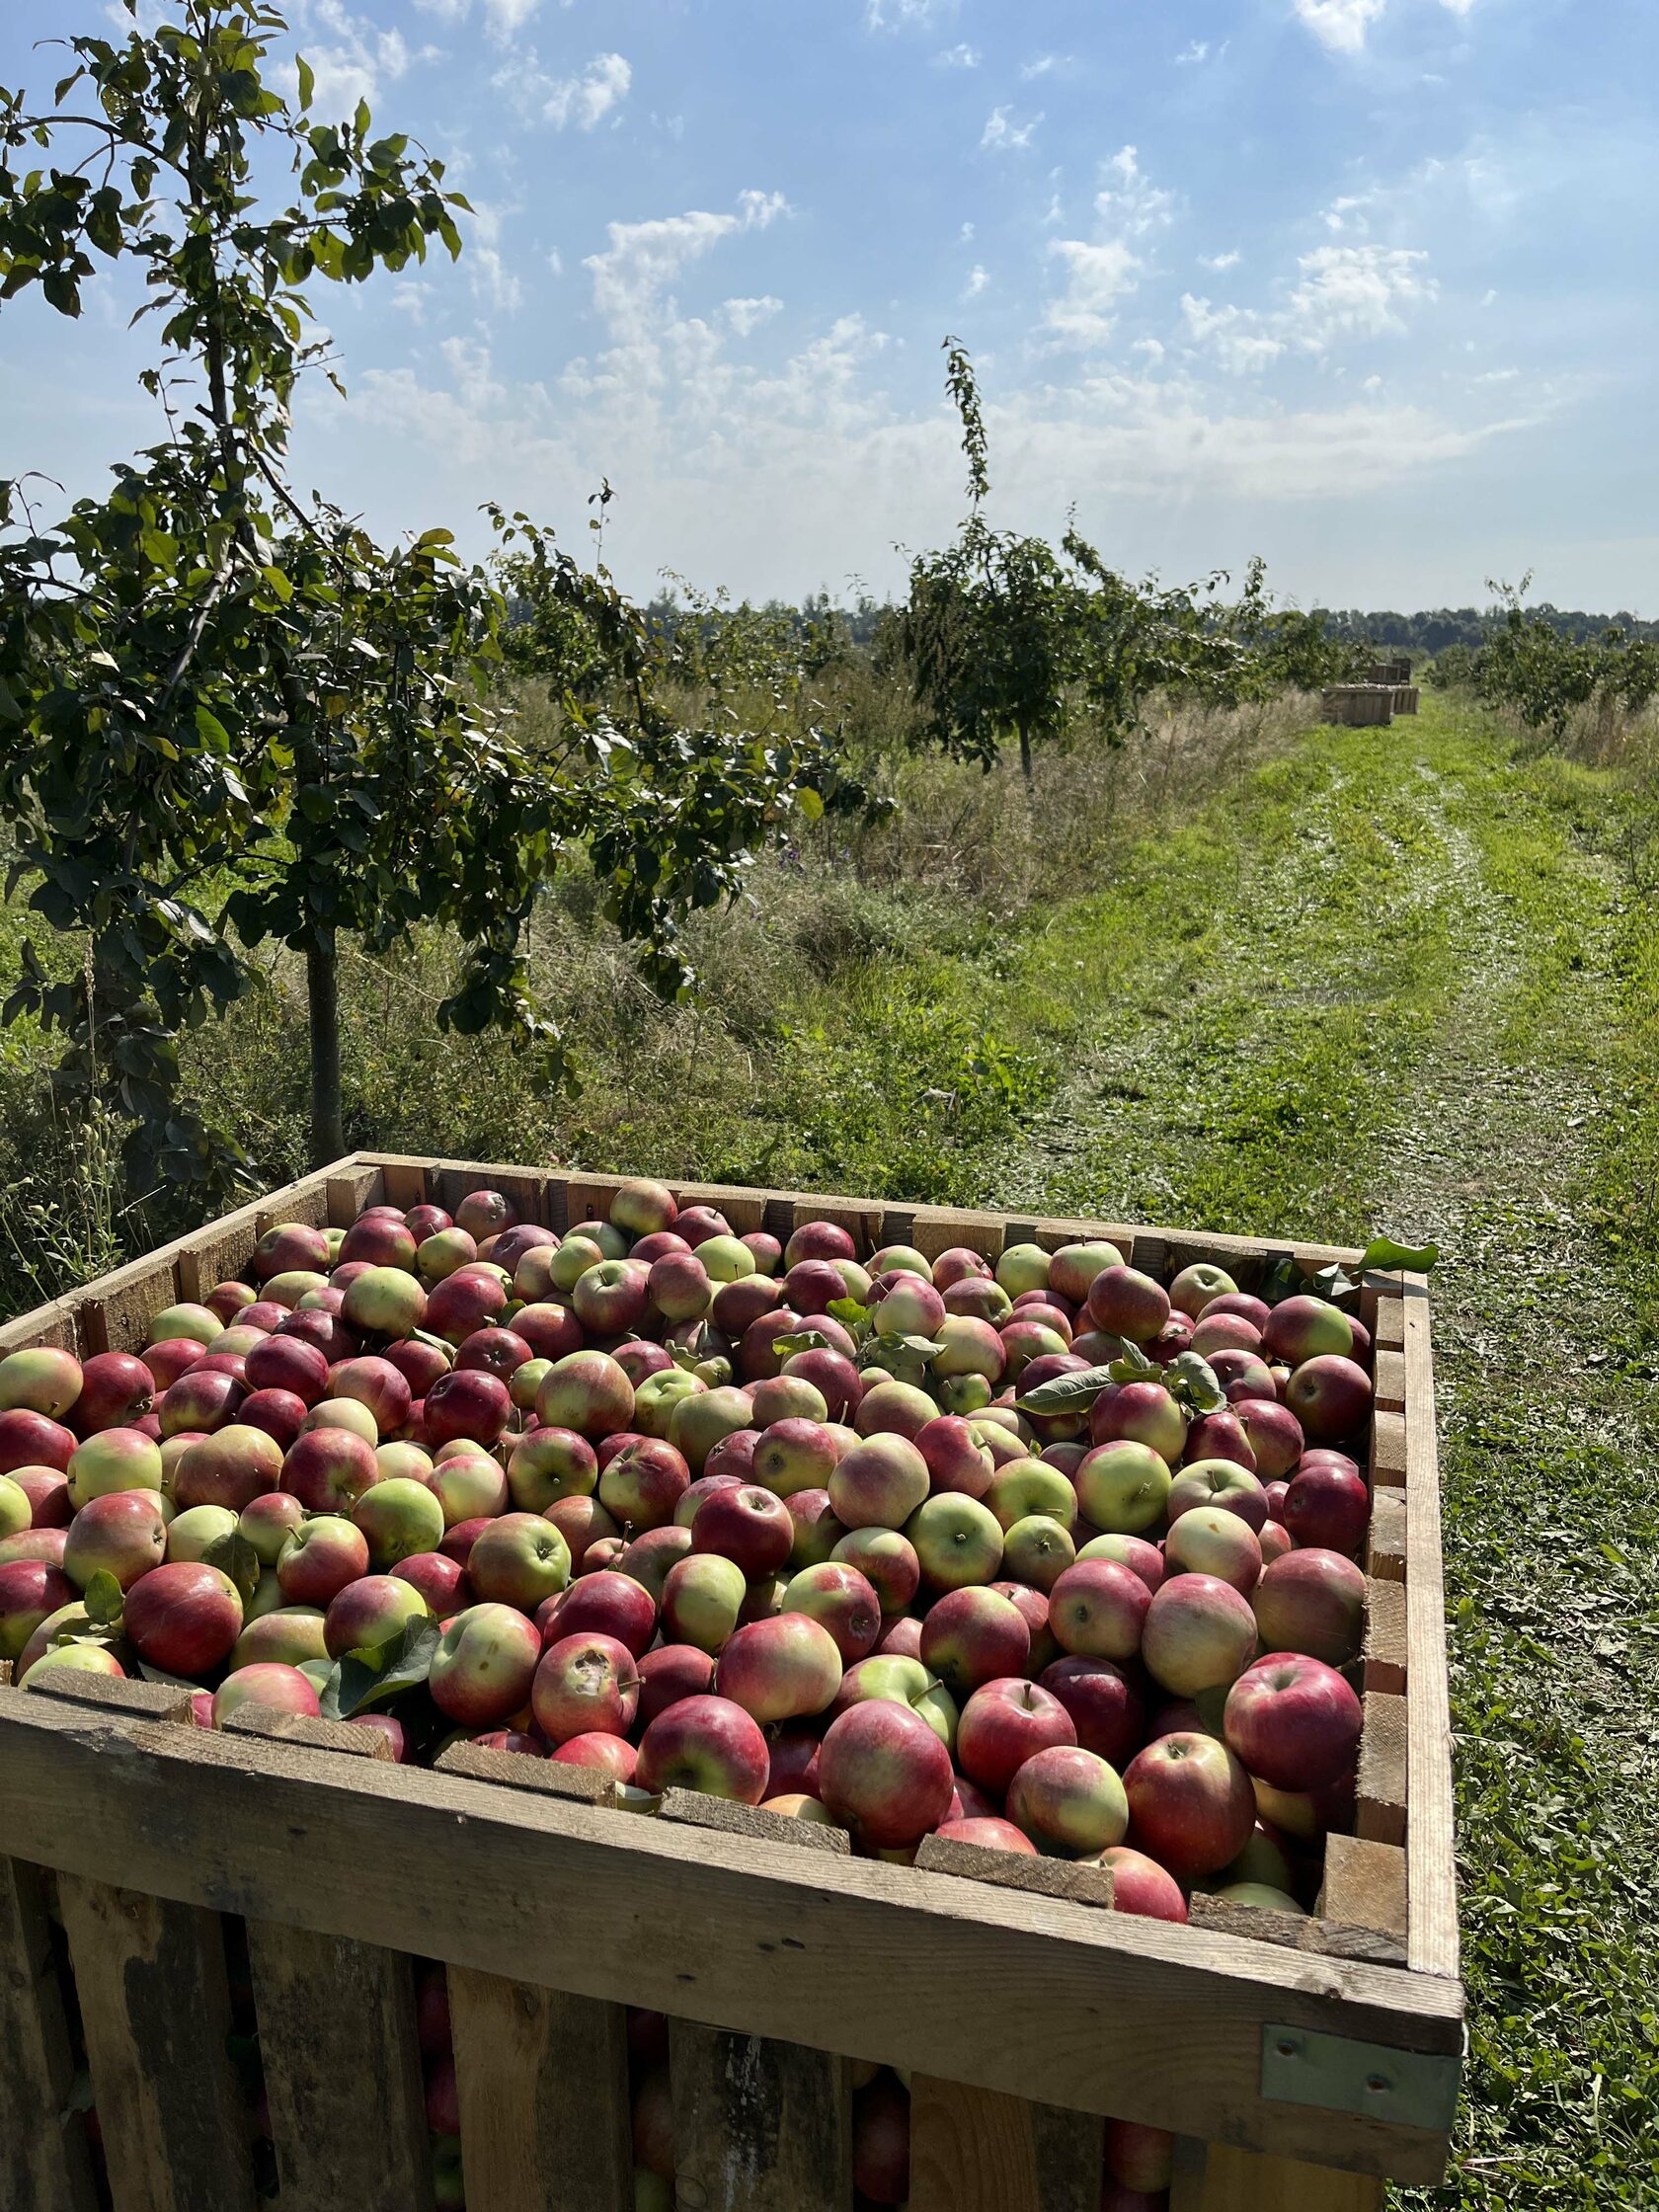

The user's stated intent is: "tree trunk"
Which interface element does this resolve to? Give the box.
[1018,725,1033,782]
[306,935,345,1166]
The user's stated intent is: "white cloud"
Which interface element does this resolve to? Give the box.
[415,0,542,39]
[725,295,783,338]
[1133,337,1165,361]
[290,1,430,116]
[932,43,980,68]
[1096,146,1176,237]
[1201,249,1242,272]
[1175,40,1211,64]
[1182,241,1437,373]
[1293,0,1388,54]
[1044,238,1141,347]
[1322,193,1374,233]
[865,0,951,27]
[1440,0,1477,13]
[982,107,1043,153]
[962,264,988,299]
[500,50,632,130]
[1021,54,1073,80]
[960,221,976,242]
[389,281,431,321]
[547,249,565,276]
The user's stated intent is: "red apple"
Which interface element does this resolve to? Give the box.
[1039,1656,1146,1768]
[280,1426,381,1515]
[1166,1461,1268,1532]
[536,1351,635,1440]
[598,1437,690,1531]
[1096,1844,1189,1923]
[715,1614,843,1723]
[1284,1354,1373,1445]
[934,1816,1037,1854]
[1006,1745,1129,1857]
[918,1586,1030,1699]
[1281,1462,1370,1555]
[1224,1652,1364,1791]
[1235,1398,1304,1479]
[392,1550,470,1621]
[123,1561,243,1675]
[1141,1574,1258,1698]
[819,1698,954,1847]
[1250,1547,1367,1666]
[532,1631,641,1744]
[62,1489,168,1592]
[323,1573,430,1659]
[211,1662,320,1728]
[1089,1382,1186,1464]
[634,1692,769,1803]
[691,1485,793,1578]
[277,1515,370,1607]
[636,1642,716,1726]
[1047,1559,1150,1662]
[1085,1267,1170,1344]
[428,1602,541,1726]
[543,1570,658,1657]
[956,1678,1076,1796]
[71,1352,154,1433]
[173,1423,284,1514]
[1123,1730,1255,1879]
[1262,1296,1354,1365]
[780,1562,881,1663]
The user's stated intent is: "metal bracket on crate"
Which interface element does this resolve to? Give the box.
[1260,2024,1461,2134]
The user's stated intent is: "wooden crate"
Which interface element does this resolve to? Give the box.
[1320,686,1395,730]
[0,1154,1462,2212]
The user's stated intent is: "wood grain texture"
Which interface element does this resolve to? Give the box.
[1356,1693,1408,1849]
[1186,1894,1404,1970]
[245,1918,434,2212]
[671,2019,853,2212]
[79,1251,184,1359]
[1363,1578,1407,1695]
[27,1672,196,1724]
[0,1856,99,2212]
[908,2076,1103,2212]
[1400,1276,1460,1980]
[176,1203,264,1305]
[1369,1410,1407,1487]
[368,1154,435,1210]
[1171,2138,1384,2212]
[449,1970,632,2212]
[913,1833,1115,1906]
[220,1706,395,1760]
[0,1294,84,1357]
[433,1160,552,1226]
[1321,1836,1409,1944]
[0,1695,1461,2181]
[1372,1350,1407,1414]
[659,1787,851,1855]
[56,1875,254,2212]
[1366,1488,1407,1584]
[326,1166,383,1227]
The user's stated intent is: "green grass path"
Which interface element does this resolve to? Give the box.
[969,695,1659,2208]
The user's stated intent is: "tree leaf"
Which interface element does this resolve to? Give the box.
[1358,1236,1440,1274]
[202,1532,262,1606]
[320,1615,439,1720]
[297,54,315,112]
[1165,1350,1226,1416]
[1014,1361,1119,1416]
[82,1570,125,1628]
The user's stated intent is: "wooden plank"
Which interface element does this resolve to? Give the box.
[1400,1276,1459,1981]
[221,1705,395,1760]
[913,1833,1116,1908]
[56,1874,255,2212]
[247,1917,433,2212]
[434,1738,619,1805]
[356,1153,434,1211]
[658,1787,851,1856]
[1366,1488,1406,1584]
[1369,1294,1407,1353]
[909,2076,1102,2212]
[1373,1350,1406,1414]
[906,1207,1007,1261]
[449,1969,631,2212]
[0,1294,84,1358]
[326,1164,383,1227]
[0,1856,99,2212]
[432,1159,552,1227]
[1363,1579,1407,1695]
[28,1672,196,1725]
[1171,2140,1383,2212]
[79,1250,184,1358]
[254,1175,331,1235]
[1320,1836,1409,1944]
[787,1193,886,1251]
[176,1203,264,1304]
[1355,1692,1408,1849]
[1369,1410,1406,1487]
[0,1695,1462,2180]
[671,2018,854,2212]
[1185,1894,1404,1970]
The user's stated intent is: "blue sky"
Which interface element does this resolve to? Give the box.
[4,0,1657,612]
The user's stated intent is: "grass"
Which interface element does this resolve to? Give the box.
[3,681,1658,2203]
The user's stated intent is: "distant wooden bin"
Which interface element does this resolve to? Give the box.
[0,1154,1462,2212]
[1322,684,1395,727]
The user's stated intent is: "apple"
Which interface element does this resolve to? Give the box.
[748,1375,828,1429]
[64,1426,163,1513]
[984,1460,1075,1535]
[909,1415,990,1501]
[142,1338,206,1392]
[1007,1745,1129,1857]
[1262,1296,1354,1365]
[780,1347,862,1422]
[543,1570,657,1657]
[0,1528,68,1568]
[1163,1506,1263,1594]
[0,1560,77,1660]
[702,1428,761,1486]
[750,1418,839,1501]
[1166,1461,1268,1532]
[211,1662,321,1728]
[834,1654,958,1752]
[1285,1354,1373,1445]
[669,1385,755,1474]
[819,1699,954,1847]
[919,1587,1030,1698]
[782,1489,843,1572]
[338,1265,427,1340]
[1212,1348,1278,1404]
[1105,2120,1175,2197]
[1078,1267,1164,1344]
[1073,1441,1170,1536]
[1224,1652,1364,1791]
[853,1380,938,1442]
[1282,1461,1371,1554]
[1124,1730,1255,1878]
[505,1428,596,1515]
[661,1552,747,1654]
[418,1228,479,1283]
[0,1474,37,1540]
[1095,1845,1189,1922]
[930,1316,1006,1389]
[635,1693,769,1803]
[353,1477,445,1569]
[688,1484,793,1578]
[616,1524,693,1603]
[1046,1242,1124,1306]
[598,1437,690,1530]
[1001,1515,1075,1592]
[392,1551,470,1621]
[420,1369,511,1452]
[531,1631,641,1744]
[637,1643,716,1727]
[1048,1558,1150,1662]
[427,1451,508,1527]
[146,1302,226,1347]
[204,1280,259,1324]
[60,1489,167,1592]
[231,1607,329,1671]
[299,1396,378,1446]
[236,1389,308,1450]
[280,1426,380,1514]
[1182,1408,1258,1472]
[1251,1547,1367,1666]
[690,1233,753,1286]
[1089,1382,1187,1466]
[829,1436,929,1532]
[427,1602,541,1725]
[956,1678,1076,1795]
[1168,1263,1237,1319]
[277,1516,370,1606]
[780,1563,882,1663]
[1142,1574,1259,1698]
[1039,1656,1146,1767]
[165,1504,237,1564]
[715,1614,843,1723]
[323,1573,430,1659]
[781,1219,850,1267]
[173,1423,283,1515]
[904,1493,1003,1593]
[877,1615,924,1659]
[329,1355,414,1435]
[1235,1398,1304,1480]
[934,1817,1037,1855]
[930,1247,992,1292]
[831,1529,920,1618]
[72,1351,155,1432]
[942,1280,1013,1327]
[1190,1313,1262,1360]
[466,1514,570,1611]
[124,1561,243,1675]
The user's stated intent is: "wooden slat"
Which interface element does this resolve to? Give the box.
[1369,1410,1407,1487]
[1355,1692,1408,1849]
[1171,2139,1383,2212]
[326,1164,383,1227]
[1031,1215,1139,1256]
[0,1695,1461,2181]
[449,1969,632,2212]
[658,1787,851,1856]
[909,2076,1102,2212]
[434,1738,620,1805]
[432,1160,552,1227]
[906,1207,1007,1261]
[1185,1894,1404,1970]
[671,2019,854,2212]
[1363,1579,1407,1695]
[1370,1294,1407,1353]
[254,1178,331,1234]
[0,1294,84,1358]
[1366,1488,1406,1584]
[1400,1276,1459,1980]
[56,1875,255,2212]
[359,1153,434,1211]
[0,1856,99,2212]
[28,1672,197,1724]
[246,1918,433,2212]
[1320,1836,1409,1945]
[221,1706,396,1761]
[913,1833,1116,1908]
[176,1202,264,1305]
[79,1250,184,1358]
[1373,1351,1406,1414]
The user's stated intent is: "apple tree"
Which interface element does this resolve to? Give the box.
[0,2,848,1192]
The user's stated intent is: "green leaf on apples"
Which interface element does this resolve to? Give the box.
[202,1532,263,1606]
[1165,1350,1227,1415]
[772,1330,831,1358]
[1259,1253,1301,1305]
[1308,1261,1359,1304]
[1014,1361,1119,1416]
[886,1332,944,1362]
[82,1569,125,1628]
[320,1615,440,1720]
[668,1345,705,1373]
[827,1298,870,1329]
[1358,1236,1440,1275]
[135,1660,198,1690]
[1108,1338,1159,1382]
